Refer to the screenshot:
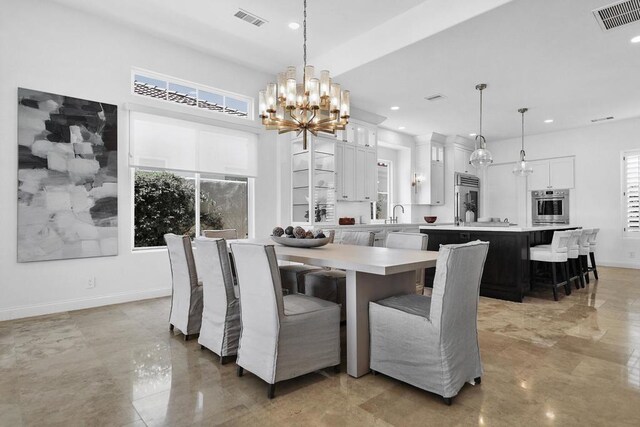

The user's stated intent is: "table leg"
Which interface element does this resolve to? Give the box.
[345,270,416,378]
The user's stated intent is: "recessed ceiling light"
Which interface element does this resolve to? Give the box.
[469,133,477,137]
[390,106,400,111]
[288,22,300,30]
[632,35,640,43]
[544,119,554,123]
[398,126,406,130]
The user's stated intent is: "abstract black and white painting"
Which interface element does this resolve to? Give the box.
[17,88,118,262]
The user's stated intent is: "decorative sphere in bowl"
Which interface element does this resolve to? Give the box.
[424,216,437,223]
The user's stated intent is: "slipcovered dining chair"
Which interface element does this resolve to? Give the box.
[194,237,240,363]
[202,229,238,240]
[386,232,429,294]
[164,233,203,341]
[303,231,375,318]
[231,242,340,399]
[369,241,490,405]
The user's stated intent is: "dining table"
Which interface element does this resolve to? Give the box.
[235,239,439,378]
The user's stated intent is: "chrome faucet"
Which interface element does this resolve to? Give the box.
[391,204,405,224]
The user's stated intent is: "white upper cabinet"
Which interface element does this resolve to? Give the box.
[335,119,378,202]
[430,160,445,205]
[454,146,475,175]
[527,157,574,190]
[365,148,377,201]
[549,157,575,189]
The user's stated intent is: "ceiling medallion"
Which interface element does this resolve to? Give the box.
[258,0,350,149]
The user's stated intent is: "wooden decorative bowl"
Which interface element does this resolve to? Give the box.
[270,236,331,248]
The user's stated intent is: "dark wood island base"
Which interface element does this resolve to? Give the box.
[421,226,577,302]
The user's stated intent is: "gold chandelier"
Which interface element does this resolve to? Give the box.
[259,0,350,149]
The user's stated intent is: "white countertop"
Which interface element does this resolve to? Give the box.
[322,222,427,229]
[419,224,578,232]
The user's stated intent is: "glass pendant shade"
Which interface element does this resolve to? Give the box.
[512,107,533,176]
[470,146,493,168]
[470,83,493,169]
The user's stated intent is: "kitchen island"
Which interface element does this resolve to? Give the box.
[420,224,578,302]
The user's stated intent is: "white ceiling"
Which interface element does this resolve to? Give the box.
[50,0,640,141]
[338,0,640,140]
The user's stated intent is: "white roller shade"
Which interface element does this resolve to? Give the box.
[129,111,258,177]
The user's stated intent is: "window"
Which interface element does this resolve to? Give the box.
[132,69,253,119]
[130,111,256,248]
[133,170,249,248]
[623,150,640,236]
[372,160,391,220]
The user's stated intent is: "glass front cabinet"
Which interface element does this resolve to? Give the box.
[291,135,336,225]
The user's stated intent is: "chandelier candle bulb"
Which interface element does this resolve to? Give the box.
[277,72,287,99]
[341,90,351,118]
[258,91,267,117]
[286,79,296,107]
[330,83,341,112]
[286,66,297,81]
[296,83,304,108]
[266,83,277,112]
[320,70,331,98]
[304,65,315,92]
[308,78,320,108]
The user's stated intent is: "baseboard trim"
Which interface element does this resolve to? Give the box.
[0,287,171,321]
[598,260,640,270]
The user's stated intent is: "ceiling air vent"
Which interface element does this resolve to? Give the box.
[234,9,268,27]
[593,0,640,31]
[425,94,446,102]
[591,116,615,122]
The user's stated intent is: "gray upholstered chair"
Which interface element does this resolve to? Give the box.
[369,240,490,405]
[386,232,429,294]
[278,230,335,294]
[164,233,203,341]
[303,231,375,318]
[194,237,240,363]
[202,229,238,239]
[231,242,340,399]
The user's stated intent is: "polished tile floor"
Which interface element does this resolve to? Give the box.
[2,266,640,426]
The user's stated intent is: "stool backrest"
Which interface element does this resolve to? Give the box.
[567,230,581,258]
[550,230,570,253]
[588,228,599,245]
[579,229,593,248]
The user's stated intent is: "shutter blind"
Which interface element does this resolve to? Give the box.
[625,152,640,234]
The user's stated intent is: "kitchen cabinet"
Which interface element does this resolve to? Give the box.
[339,120,377,148]
[336,142,376,202]
[454,146,475,175]
[415,138,445,205]
[527,156,574,190]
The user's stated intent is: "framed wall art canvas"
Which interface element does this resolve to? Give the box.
[17,88,118,262]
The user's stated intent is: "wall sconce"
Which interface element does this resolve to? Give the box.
[412,173,424,194]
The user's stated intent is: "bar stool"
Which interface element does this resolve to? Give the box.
[530,230,571,301]
[567,229,585,289]
[588,228,600,280]
[578,229,594,284]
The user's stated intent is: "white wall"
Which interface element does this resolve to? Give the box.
[0,0,276,319]
[487,118,640,269]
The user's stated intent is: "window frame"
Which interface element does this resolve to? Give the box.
[130,67,254,121]
[130,167,254,251]
[622,149,640,239]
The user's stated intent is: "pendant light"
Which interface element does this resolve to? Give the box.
[512,108,533,176]
[469,83,493,169]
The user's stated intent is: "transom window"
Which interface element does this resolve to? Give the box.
[132,69,253,119]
